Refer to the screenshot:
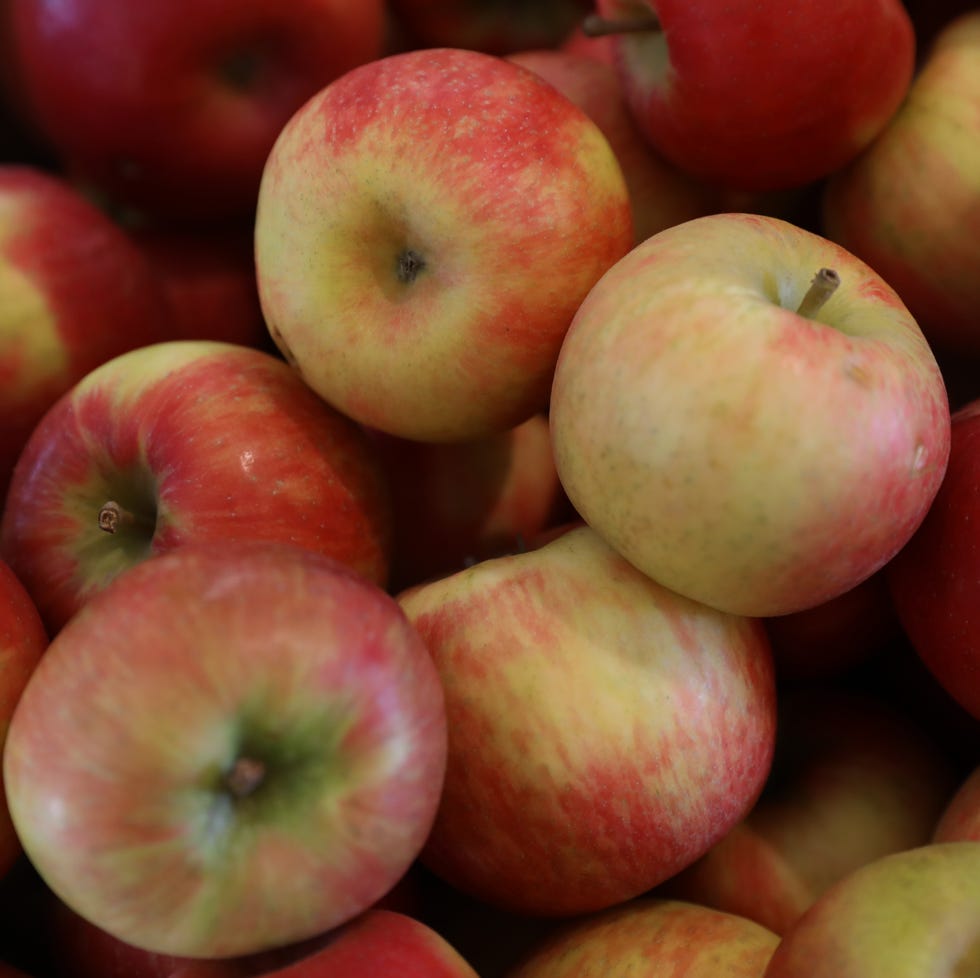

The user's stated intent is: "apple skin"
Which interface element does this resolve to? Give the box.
[6,0,387,224]
[596,0,915,192]
[507,898,779,978]
[2,542,448,959]
[934,766,980,844]
[887,398,980,720]
[254,46,633,442]
[0,340,393,635]
[0,560,46,880]
[821,11,980,357]
[761,842,980,977]
[0,164,172,504]
[660,688,957,935]
[397,523,777,917]
[550,212,951,618]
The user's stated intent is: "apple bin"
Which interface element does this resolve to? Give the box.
[1,1,980,977]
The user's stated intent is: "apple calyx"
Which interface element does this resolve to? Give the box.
[97,500,154,536]
[223,755,267,799]
[796,268,840,319]
[396,249,426,285]
[581,10,662,38]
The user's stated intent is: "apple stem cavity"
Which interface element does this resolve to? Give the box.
[97,500,153,535]
[796,268,841,319]
[396,248,426,284]
[224,756,266,799]
[581,11,662,37]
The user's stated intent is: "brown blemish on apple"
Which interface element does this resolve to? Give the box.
[224,755,266,799]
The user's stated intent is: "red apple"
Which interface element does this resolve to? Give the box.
[3,542,448,959]
[934,766,980,844]
[0,164,172,504]
[398,524,777,917]
[254,46,633,442]
[887,397,980,720]
[0,340,393,635]
[588,0,915,191]
[0,561,46,879]
[5,0,388,223]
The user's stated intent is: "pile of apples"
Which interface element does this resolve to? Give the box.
[1,0,979,976]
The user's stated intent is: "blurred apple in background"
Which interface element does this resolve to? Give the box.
[0,340,393,634]
[587,0,915,191]
[254,46,633,442]
[3,542,448,959]
[505,898,779,978]
[934,766,980,843]
[551,212,951,618]
[3,0,388,225]
[761,842,980,977]
[888,397,980,720]
[0,165,172,505]
[398,524,776,917]
[371,414,570,593]
[822,10,980,358]
[660,688,957,934]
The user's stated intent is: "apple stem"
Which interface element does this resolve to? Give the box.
[581,11,662,37]
[98,501,152,535]
[796,268,841,319]
[224,756,266,799]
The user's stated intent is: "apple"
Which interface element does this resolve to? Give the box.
[0,164,172,505]
[254,46,633,442]
[506,48,722,244]
[506,898,779,978]
[761,842,980,977]
[0,560,46,879]
[397,523,777,917]
[821,11,980,357]
[388,0,591,55]
[5,0,388,224]
[585,0,915,191]
[370,413,571,592]
[2,541,448,959]
[550,212,951,618]
[887,397,980,719]
[934,766,980,844]
[660,688,957,935]
[0,339,393,635]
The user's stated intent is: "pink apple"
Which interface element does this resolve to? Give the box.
[761,842,980,977]
[550,212,951,618]
[888,397,980,719]
[660,688,957,935]
[5,0,388,223]
[507,898,779,978]
[821,11,980,357]
[0,340,393,635]
[254,46,633,442]
[3,542,448,959]
[397,523,777,917]
[0,164,172,504]
[934,766,980,844]
[588,0,915,191]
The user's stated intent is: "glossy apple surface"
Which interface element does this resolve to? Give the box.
[551,212,951,617]
[3,542,447,959]
[398,524,776,916]
[255,47,633,442]
[0,340,393,634]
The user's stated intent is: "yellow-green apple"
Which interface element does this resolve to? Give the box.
[0,340,393,635]
[506,898,779,978]
[5,0,387,224]
[388,0,591,54]
[370,413,570,592]
[397,523,777,917]
[822,11,980,357]
[2,542,448,959]
[0,164,171,504]
[0,560,46,880]
[586,0,915,191]
[761,842,980,977]
[550,212,951,618]
[660,688,957,935]
[934,766,980,843]
[506,48,721,244]
[887,397,980,720]
[254,47,633,442]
